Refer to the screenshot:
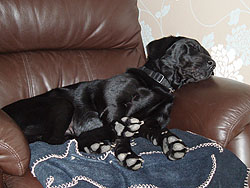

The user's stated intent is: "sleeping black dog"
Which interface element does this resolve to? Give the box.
[2,36,216,170]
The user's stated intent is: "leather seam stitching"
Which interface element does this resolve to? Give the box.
[0,140,24,175]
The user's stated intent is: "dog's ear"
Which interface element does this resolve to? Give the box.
[146,36,185,60]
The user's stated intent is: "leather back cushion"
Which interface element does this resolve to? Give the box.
[0,0,145,107]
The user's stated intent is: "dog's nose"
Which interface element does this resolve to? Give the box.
[208,60,216,69]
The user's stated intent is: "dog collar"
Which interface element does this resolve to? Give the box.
[140,66,175,93]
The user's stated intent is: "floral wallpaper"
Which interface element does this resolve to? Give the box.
[138,0,250,85]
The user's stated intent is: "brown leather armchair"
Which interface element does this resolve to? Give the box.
[0,0,249,187]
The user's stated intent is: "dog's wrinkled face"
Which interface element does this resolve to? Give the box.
[146,36,216,86]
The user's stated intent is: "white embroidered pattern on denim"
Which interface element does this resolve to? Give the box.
[31,140,74,177]
[31,139,244,188]
[197,154,217,188]
[46,175,107,188]
[31,139,115,177]
[244,168,250,188]
[187,142,224,153]
[138,151,163,156]
[128,184,159,188]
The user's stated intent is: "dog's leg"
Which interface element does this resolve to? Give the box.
[43,98,74,144]
[114,138,144,170]
[136,97,187,160]
[111,117,144,170]
[112,117,144,138]
[140,124,187,160]
[76,126,115,154]
[2,96,74,144]
[159,128,187,160]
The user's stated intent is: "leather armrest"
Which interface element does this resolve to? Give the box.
[0,110,30,176]
[169,76,250,168]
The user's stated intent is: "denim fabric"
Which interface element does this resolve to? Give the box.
[29,129,248,188]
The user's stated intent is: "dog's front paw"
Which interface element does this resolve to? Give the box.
[161,131,187,161]
[81,141,112,154]
[114,117,144,138]
[116,151,144,171]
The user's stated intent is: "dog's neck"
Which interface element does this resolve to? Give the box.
[140,66,175,94]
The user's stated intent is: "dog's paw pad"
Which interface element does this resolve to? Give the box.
[90,143,100,151]
[152,138,158,146]
[162,137,169,154]
[117,152,144,171]
[124,131,135,137]
[114,117,144,138]
[126,158,143,170]
[114,122,125,136]
[117,153,128,161]
[100,144,112,153]
[84,147,91,154]
[161,134,187,161]
[84,142,111,154]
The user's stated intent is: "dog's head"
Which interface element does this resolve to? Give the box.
[145,36,216,88]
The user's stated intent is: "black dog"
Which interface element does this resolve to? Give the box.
[2,36,216,170]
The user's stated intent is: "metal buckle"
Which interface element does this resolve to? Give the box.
[169,87,175,93]
[152,72,164,84]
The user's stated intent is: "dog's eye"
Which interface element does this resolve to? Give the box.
[186,43,200,53]
[190,45,199,51]
[123,101,132,108]
[132,94,140,101]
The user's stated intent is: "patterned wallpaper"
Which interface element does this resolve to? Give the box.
[138,0,250,85]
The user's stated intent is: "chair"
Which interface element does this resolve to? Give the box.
[0,0,249,187]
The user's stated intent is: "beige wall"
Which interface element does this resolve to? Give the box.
[138,0,250,85]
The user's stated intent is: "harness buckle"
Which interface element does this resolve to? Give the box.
[151,72,164,84]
